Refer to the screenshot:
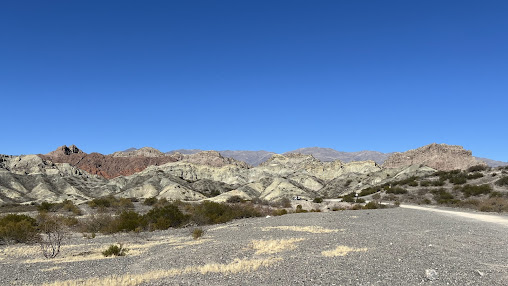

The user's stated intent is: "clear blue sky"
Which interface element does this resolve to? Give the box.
[1,1,507,161]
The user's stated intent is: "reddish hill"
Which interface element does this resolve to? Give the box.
[39,145,178,179]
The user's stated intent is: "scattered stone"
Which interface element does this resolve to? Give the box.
[425,269,439,281]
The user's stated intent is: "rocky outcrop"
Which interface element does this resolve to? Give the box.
[180,151,250,168]
[39,145,179,179]
[382,143,486,171]
[111,147,166,157]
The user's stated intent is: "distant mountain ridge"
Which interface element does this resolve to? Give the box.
[127,146,507,167]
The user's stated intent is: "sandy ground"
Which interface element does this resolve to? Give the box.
[1,207,507,285]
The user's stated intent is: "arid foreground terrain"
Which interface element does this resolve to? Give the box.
[1,206,507,286]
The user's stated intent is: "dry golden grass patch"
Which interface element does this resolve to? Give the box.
[42,257,282,286]
[16,236,211,264]
[250,238,305,254]
[261,226,343,234]
[321,245,368,257]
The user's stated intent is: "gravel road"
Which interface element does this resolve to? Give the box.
[1,206,507,286]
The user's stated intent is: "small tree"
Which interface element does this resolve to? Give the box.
[38,213,67,259]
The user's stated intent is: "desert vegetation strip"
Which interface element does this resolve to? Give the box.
[261,226,342,233]
[41,257,282,286]
[321,245,368,257]
[399,205,508,227]
[250,238,305,254]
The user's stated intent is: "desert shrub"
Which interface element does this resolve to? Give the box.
[295,205,307,213]
[385,187,408,194]
[192,228,204,239]
[355,198,366,203]
[112,211,145,232]
[477,197,508,212]
[272,209,288,216]
[310,208,321,212]
[363,201,380,209]
[372,193,381,200]
[78,213,115,234]
[432,180,445,186]
[344,179,353,187]
[61,200,82,215]
[341,192,357,202]
[350,204,363,210]
[459,184,492,197]
[279,197,292,208]
[419,180,431,187]
[489,191,504,198]
[37,213,67,258]
[144,204,188,230]
[449,173,467,185]
[102,243,128,257]
[0,214,39,244]
[143,197,158,206]
[431,188,457,204]
[312,197,323,203]
[495,176,508,187]
[391,176,418,187]
[467,165,488,173]
[37,201,57,213]
[191,201,261,225]
[226,195,245,203]
[359,187,380,197]
[88,196,134,212]
[467,173,484,180]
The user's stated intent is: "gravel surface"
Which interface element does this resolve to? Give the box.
[1,206,507,285]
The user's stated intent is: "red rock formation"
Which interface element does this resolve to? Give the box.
[39,145,178,179]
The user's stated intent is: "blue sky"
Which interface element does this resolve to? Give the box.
[1,1,507,161]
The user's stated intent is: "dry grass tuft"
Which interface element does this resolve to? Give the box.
[261,226,342,234]
[321,245,368,257]
[42,257,282,286]
[250,238,305,254]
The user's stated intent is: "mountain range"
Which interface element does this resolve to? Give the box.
[0,143,504,205]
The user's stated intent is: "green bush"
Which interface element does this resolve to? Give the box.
[390,176,419,187]
[495,176,508,187]
[459,184,492,198]
[61,200,82,215]
[467,165,488,172]
[112,211,144,232]
[102,243,128,257]
[144,204,188,230]
[143,197,158,206]
[312,197,323,203]
[88,196,134,211]
[226,195,245,203]
[431,188,457,204]
[272,209,288,216]
[385,187,408,194]
[190,201,261,225]
[295,205,307,213]
[0,214,39,244]
[359,187,380,197]
[363,201,377,209]
[355,198,366,203]
[37,201,57,212]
